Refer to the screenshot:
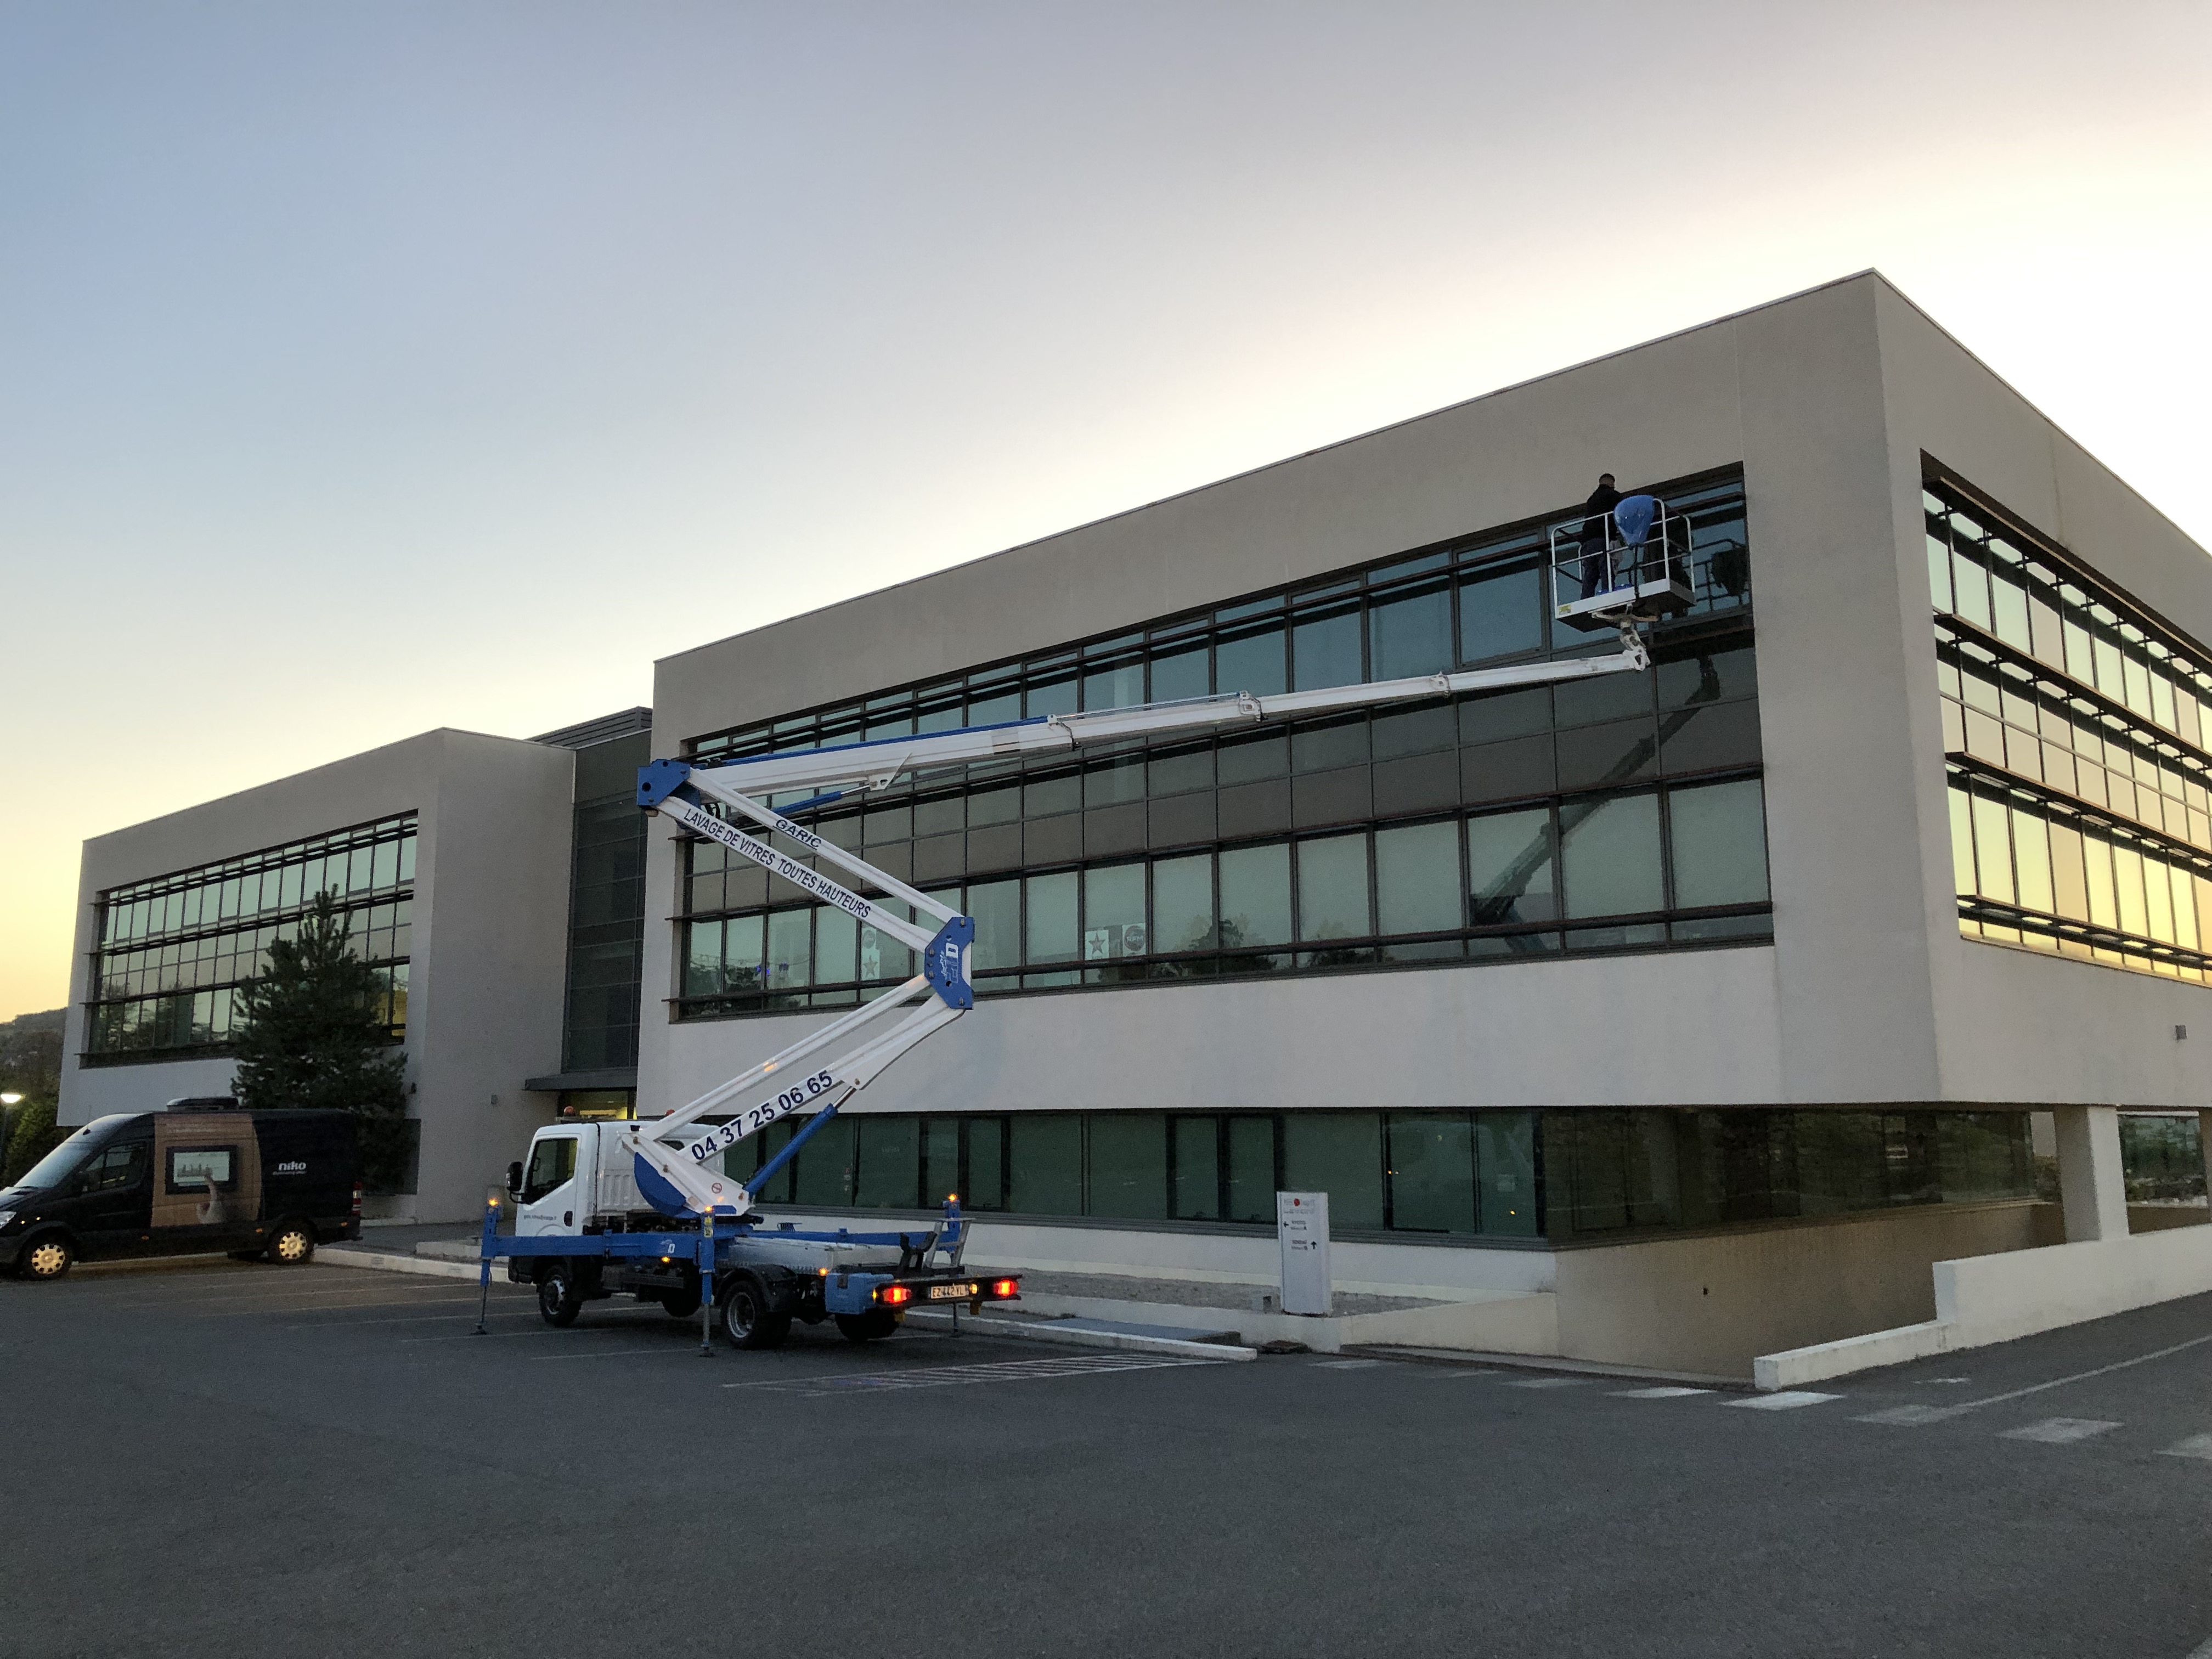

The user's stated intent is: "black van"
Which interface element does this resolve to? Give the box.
[1,1105,362,1280]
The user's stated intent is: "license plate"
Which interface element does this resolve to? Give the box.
[927,1282,979,1301]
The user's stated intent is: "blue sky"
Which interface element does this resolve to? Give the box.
[3,0,2207,1017]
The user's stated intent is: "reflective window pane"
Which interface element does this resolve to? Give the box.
[1219,844,1293,949]
[1296,834,1371,941]
[1560,793,1663,918]
[1668,780,1770,909]
[1375,820,1462,935]
[1468,808,1555,924]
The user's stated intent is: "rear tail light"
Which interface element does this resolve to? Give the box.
[990,1278,1018,1299]
[351,1182,363,1216]
[878,1284,913,1306]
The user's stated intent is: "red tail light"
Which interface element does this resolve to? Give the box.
[879,1284,913,1306]
[351,1182,364,1216]
[990,1278,1018,1299]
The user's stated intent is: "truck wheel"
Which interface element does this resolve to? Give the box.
[266,1222,315,1266]
[538,1265,584,1327]
[661,1289,702,1319]
[20,1235,74,1282]
[720,1277,791,1350]
[836,1310,898,1343]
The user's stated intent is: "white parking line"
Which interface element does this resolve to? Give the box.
[1500,1376,1587,1390]
[1855,1404,1972,1426]
[730,1352,1215,1395]
[2000,1417,2120,1445]
[1314,1359,1383,1369]
[2159,1434,2212,1462]
[1726,1391,1841,1412]
[1611,1386,1711,1400]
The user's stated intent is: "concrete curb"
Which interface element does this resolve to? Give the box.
[903,1308,1257,1361]
[320,1249,484,1283]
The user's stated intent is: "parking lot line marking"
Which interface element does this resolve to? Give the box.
[1611,1386,1712,1399]
[1499,1376,1587,1389]
[278,1310,541,1328]
[2185,1635,2212,1659]
[1945,1331,2212,1416]
[730,1353,1215,1395]
[1726,1391,1842,1412]
[1314,1358,1383,1369]
[2159,1434,2212,1462]
[1855,1404,1972,1426]
[2000,1417,2121,1445]
[532,1347,702,1361]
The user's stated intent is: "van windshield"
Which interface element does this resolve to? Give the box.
[13,1116,131,1192]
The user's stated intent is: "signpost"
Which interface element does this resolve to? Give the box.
[1276,1190,1331,1316]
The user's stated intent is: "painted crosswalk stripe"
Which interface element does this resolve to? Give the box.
[1726,1391,1841,1412]
[2000,1417,2120,1444]
[1612,1386,1711,1399]
[2158,1433,2212,1462]
[1500,1376,1587,1390]
[1855,1404,1972,1426]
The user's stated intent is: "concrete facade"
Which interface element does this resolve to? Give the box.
[643,273,2212,1124]
[59,729,575,1221]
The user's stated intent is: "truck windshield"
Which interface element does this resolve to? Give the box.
[12,1116,130,1192]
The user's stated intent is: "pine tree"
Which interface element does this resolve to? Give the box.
[232,891,409,1186]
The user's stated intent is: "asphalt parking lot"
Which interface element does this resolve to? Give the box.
[2,1260,2209,1659]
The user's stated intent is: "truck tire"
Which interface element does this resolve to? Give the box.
[720,1276,791,1350]
[266,1221,316,1266]
[661,1288,702,1319]
[538,1263,584,1327]
[836,1310,898,1343]
[19,1234,74,1282]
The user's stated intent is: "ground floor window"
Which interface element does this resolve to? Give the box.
[719,1105,2039,1242]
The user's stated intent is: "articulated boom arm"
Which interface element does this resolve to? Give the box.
[624,621,1651,1221]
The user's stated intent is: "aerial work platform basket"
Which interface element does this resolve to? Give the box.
[1548,502,1696,631]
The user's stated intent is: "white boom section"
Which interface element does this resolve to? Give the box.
[627,621,1650,1220]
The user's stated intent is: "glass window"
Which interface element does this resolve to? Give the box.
[521,1136,579,1203]
[1467,808,1555,924]
[1025,872,1080,964]
[968,879,1022,972]
[966,1117,1007,1209]
[1084,863,1147,960]
[766,909,812,989]
[1152,854,1215,955]
[1386,1114,1475,1232]
[1375,821,1462,935]
[921,1116,960,1204]
[1293,603,1364,692]
[684,919,724,997]
[793,1114,856,1206]
[855,1115,919,1208]
[1215,619,1286,698]
[816,909,857,985]
[1297,834,1371,941]
[1475,1111,1538,1235]
[1226,1115,1276,1222]
[1150,641,1209,702]
[1013,1119,1079,1221]
[1086,1113,1168,1219]
[1280,1111,1384,1228]
[1969,795,2014,903]
[1667,780,1770,909]
[1172,1117,1220,1220]
[1459,556,1541,663]
[1560,793,1663,918]
[1218,844,1293,949]
[1369,580,1452,680]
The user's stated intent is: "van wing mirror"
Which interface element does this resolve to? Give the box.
[505,1161,523,1195]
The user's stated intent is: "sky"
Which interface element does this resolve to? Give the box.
[2,0,2208,1022]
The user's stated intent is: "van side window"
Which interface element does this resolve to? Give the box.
[82,1142,149,1193]
[167,1147,237,1194]
[521,1137,579,1204]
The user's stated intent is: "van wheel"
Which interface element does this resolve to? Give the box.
[836,1310,898,1343]
[539,1265,583,1327]
[720,1277,791,1350]
[267,1222,315,1266]
[20,1235,74,1281]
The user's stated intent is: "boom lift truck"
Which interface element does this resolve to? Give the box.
[478,506,1691,1353]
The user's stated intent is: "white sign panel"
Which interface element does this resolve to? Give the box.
[1276,1190,1331,1316]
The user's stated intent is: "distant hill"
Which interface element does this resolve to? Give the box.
[1,1007,64,1100]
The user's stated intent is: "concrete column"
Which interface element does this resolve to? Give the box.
[2052,1105,2129,1243]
